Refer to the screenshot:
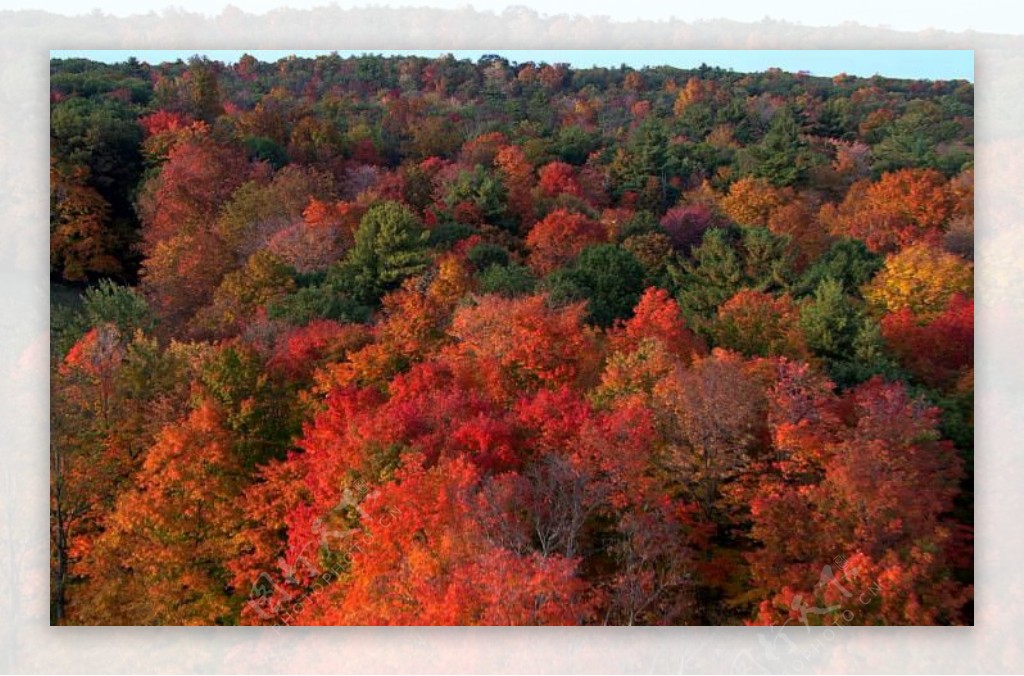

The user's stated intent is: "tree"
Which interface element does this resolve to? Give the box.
[525,208,606,275]
[745,106,812,187]
[51,54,975,628]
[443,293,599,400]
[797,238,882,297]
[139,229,234,333]
[537,161,584,199]
[52,279,154,360]
[654,350,764,516]
[671,227,793,330]
[51,323,126,621]
[748,376,968,625]
[215,165,336,261]
[267,198,358,274]
[267,320,372,384]
[341,201,431,305]
[796,276,895,387]
[294,455,593,625]
[136,134,250,254]
[494,144,537,230]
[711,290,808,359]
[610,287,704,365]
[671,228,744,323]
[799,277,862,362]
[659,203,717,253]
[718,176,794,229]
[544,245,646,327]
[190,251,296,338]
[72,402,245,625]
[821,169,955,253]
[766,199,828,270]
[337,255,474,388]
[50,161,121,281]
[863,241,972,319]
[881,294,973,390]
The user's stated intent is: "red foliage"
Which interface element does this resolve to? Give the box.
[746,371,968,625]
[459,131,508,168]
[267,198,362,273]
[137,135,251,253]
[525,208,606,274]
[881,294,973,389]
[537,161,583,199]
[139,109,190,137]
[268,320,372,382]
[610,287,705,364]
[494,144,536,230]
[295,454,593,625]
[660,204,715,252]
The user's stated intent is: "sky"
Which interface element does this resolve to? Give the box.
[50,49,975,82]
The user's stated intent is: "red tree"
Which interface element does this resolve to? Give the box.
[525,209,606,274]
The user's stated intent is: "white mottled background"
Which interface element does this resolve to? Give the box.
[3,1,1019,672]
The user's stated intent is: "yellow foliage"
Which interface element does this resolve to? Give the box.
[719,177,795,228]
[863,242,973,319]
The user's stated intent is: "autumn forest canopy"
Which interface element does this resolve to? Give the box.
[50,52,973,626]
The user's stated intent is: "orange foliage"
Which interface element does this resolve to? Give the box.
[443,293,600,400]
[719,177,796,228]
[537,161,584,199]
[494,144,536,229]
[821,168,955,253]
[711,290,808,360]
[72,402,244,625]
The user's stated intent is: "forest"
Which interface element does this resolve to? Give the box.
[50,52,973,625]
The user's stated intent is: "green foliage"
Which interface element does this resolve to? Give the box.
[442,166,511,228]
[553,125,601,165]
[50,97,144,191]
[83,279,155,336]
[342,201,431,305]
[671,227,793,326]
[50,280,154,360]
[799,277,860,361]
[51,288,89,361]
[799,277,897,387]
[672,228,744,322]
[267,281,373,326]
[49,55,974,627]
[427,222,476,249]
[739,227,795,291]
[616,210,660,242]
[745,106,814,187]
[477,262,537,297]
[797,238,883,297]
[268,200,428,325]
[544,244,645,327]
[197,345,296,467]
[243,136,288,169]
[466,243,511,270]
[872,101,966,175]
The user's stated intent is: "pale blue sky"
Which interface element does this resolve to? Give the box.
[50,49,974,82]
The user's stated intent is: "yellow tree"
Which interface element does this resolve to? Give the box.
[863,242,973,319]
